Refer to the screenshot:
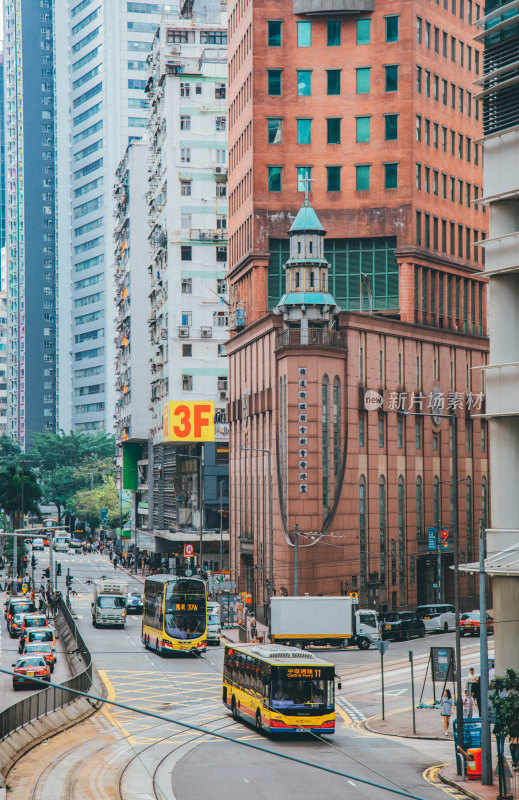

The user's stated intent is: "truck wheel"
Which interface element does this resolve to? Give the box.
[357,637,370,650]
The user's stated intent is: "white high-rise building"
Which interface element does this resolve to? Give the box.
[55,0,172,433]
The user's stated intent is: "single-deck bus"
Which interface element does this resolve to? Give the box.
[223,644,335,734]
[142,575,207,655]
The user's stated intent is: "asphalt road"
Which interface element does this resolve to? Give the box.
[36,550,493,800]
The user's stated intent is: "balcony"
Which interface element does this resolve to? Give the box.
[189,229,227,242]
[276,328,346,350]
[293,0,374,13]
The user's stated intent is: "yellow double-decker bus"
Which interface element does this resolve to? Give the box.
[142,575,207,655]
[223,644,335,734]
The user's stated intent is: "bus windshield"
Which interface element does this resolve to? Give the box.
[270,667,334,715]
[164,579,206,640]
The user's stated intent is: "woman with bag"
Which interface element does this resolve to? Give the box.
[441,689,455,736]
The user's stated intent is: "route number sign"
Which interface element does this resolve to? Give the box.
[163,401,214,442]
[184,543,194,557]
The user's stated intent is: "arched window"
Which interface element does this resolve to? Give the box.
[322,375,330,508]
[333,377,341,480]
[433,476,440,525]
[466,476,473,559]
[379,476,386,579]
[416,476,423,540]
[359,476,367,589]
[482,476,487,527]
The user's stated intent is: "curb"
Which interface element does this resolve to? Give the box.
[440,769,487,800]
[363,717,448,741]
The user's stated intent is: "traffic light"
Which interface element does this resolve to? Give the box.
[31,555,37,568]
[44,567,50,578]
[57,562,62,576]
[66,573,74,588]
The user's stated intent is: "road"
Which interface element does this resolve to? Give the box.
[5,550,492,800]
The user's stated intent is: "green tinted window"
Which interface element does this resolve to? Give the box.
[327,166,341,192]
[356,18,371,45]
[356,68,370,94]
[327,118,341,144]
[327,70,341,95]
[385,15,399,43]
[385,65,398,92]
[297,70,312,95]
[297,119,312,144]
[327,19,341,46]
[297,21,311,47]
[385,115,398,141]
[385,163,398,189]
[356,164,370,191]
[267,118,282,144]
[267,70,282,95]
[297,167,312,192]
[268,166,282,192]
[267,20,282,47]
[356,116,370,143]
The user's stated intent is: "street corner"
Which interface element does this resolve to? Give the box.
[438,763,499,800]
[362,705,450,740]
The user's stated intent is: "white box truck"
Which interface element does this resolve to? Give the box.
[270,596,380,650]
[92,580,128,628]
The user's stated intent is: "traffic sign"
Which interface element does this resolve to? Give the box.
[185,568,193,577]
[22,584,27,594]
[375,640,390,655]
[100,508,108,523]
[184,543,194,557]
[428,527,437,551]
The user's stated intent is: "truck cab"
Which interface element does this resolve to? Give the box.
[53,532,71,552]
[92,580,128,628]
[353,609,380,649]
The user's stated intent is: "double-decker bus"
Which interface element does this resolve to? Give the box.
[142,575,207,655]
[223,644,335,734]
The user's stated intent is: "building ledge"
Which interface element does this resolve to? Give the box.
[294,0,374,14]
[276,328,346,350]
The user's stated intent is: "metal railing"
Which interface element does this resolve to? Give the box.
[276,328,346,350]
[0,598,93,741]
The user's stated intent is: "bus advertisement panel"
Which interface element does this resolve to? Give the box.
[223,644,335,734]
[142,575,207,655]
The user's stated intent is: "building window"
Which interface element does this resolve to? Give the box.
[379,415,385,448]
[333,377,341,478]
[384,163,398,189]
[267,20,282,46]
[182,375,193,391]
[180,82,190,97]
[433,476,440,524]
[416,163,422,190]
[356,165,370,191]
[360,476,367,589]
[216,246,227,262]
[180,181,191,196]
[327,117,341,144]
[356,68,371,94]
[297,70,311,96]
[267,118,282,144]
[482,476,487,526]
[416,476,423,539]
[181,311,192,326]
[216,184,227,197]
[416,419,421,449]
[180,116,191,131]
[385,15,399,42]
[327,69,341,95]
[180,148,191,163]
[356,116,370,143]
[466,421,472,452]
[385,114,398,141]
[385,64,398,92]
[215,83,226,99]
[216,116,226,132]
[297,21,312,47]
[466,476,473,558]
[181,278,192,293]
[359,413,365,447]
[397,417,403,448]
[327,166,341,192]
[327,19,341,46]
[297,167,312,192]
[268,70,282,95]
[379,476,387,579]
[481,420,486,453]
[268,166,282,192]
[417,16,422,44]
[356,17,371,44]
[322,375,330,508]
[182,344,192,357]
[297,118,312,144]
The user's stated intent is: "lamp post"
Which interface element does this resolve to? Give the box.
[240,445,274,607]
[177,451,204,571]
[400,408,464,761]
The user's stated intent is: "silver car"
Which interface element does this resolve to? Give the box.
[416,604,455,633]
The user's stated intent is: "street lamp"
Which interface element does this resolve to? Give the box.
[240,445,274,608]
[400,408,465,761]
[176,451,204,571]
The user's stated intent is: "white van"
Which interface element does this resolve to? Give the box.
[32,538,44,552]
[207,602,221,645]
[416,604,455,633]
[53,533,71,552]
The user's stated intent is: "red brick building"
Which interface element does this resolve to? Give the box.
[226,0,489,620]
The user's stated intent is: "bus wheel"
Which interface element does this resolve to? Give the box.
[231,697,238,721]
[255,710,263,734]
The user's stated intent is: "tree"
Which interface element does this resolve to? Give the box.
[0,462,43,529]
[29,431,116,523]
[491,668,519,739]
[70,475,130,530]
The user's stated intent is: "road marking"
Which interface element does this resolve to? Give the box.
[98,668,138,747]
[423,765,467,800]
[375,688,407,696]
[348,780,356,786]
[337,698,366,721]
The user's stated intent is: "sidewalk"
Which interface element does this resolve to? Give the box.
[221,620,270,645]
[365,706,519,800]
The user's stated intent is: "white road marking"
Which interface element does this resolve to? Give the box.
[348,780,356,786]
[337,698,366,721]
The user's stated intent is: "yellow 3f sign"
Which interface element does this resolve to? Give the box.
[163,401,215,442]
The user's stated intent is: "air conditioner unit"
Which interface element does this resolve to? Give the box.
[219,391,228,401]
[214,166,223,174]
[178,326,190,337]
[201,326,212,338]
[200,231,210,240]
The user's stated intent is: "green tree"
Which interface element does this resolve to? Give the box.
[0,462,43,529]
[70,475,130,529]
[491,668,519,739]
[29,431,116,523]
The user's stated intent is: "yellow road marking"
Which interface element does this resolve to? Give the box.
[423,765,467,799]
[99,668,139,746]
[335,705,353,728]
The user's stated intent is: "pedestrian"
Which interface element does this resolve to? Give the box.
[510,736,519,770]
[113,555,118,569]
[463,691,471,717]
[441,689,455,736]
[38,590,46,612]
[488,660,496,687]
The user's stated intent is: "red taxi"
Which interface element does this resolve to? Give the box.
[12,656,50,689]
[460,611,494,637]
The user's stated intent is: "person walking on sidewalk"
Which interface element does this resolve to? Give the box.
[441,689,455,736]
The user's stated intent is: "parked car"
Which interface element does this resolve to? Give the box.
[381,612,426,641]
[20,642,55,672]
[12,656,50,689]
[460,611,494,637]
[126,592,143,614]
[416,604,456,633]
